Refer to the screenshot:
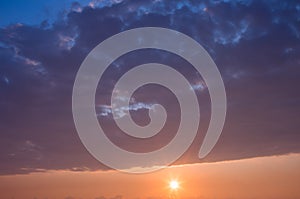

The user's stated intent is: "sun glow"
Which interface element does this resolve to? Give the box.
[169,180,179,190]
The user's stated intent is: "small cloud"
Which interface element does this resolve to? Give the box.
[22,140,41,152]
[58,33,78,50]
[71,2,83,13]
[11,47,47,76]
[16,140,43,161]
[2,75,10,85]
[230,70,246,79]
[24,58,40,66]
[190,80,207,91]
[284,47,294,54]
[213,19,249,45]
[88,0,124,9]
[97,104,112,117]
[70,166,91,172]
[97,89,151,118]
[97,102,154,119]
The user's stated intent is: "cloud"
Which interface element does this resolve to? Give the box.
[0,0,299,174]
[96,88,154,119]
[190,80,207,91]
[58,33,78,50]
[97,102,154,119]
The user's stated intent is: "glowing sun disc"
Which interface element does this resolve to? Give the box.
[169,180,179,190]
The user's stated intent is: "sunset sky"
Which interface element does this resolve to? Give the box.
[0,0,300,199]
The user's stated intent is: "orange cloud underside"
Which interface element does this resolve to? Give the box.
[0,154,299,199]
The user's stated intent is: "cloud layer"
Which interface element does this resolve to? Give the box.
[0,0,300,174]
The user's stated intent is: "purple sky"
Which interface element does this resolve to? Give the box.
[0,0,300,175]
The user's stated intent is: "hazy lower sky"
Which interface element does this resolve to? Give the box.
[1,154,299,199]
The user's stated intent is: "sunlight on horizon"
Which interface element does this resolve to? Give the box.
[0,154,299,199]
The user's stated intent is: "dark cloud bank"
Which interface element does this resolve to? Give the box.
[0,0,300,175]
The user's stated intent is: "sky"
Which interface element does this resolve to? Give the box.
[0,0,300,198]
[1,154,300,199]
[0,0,92,27]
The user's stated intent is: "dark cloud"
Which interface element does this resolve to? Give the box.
[0,0,300,174]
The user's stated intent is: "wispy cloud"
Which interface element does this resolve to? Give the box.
[97,102,154,119]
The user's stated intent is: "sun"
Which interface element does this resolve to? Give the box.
[169,180,179,190]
